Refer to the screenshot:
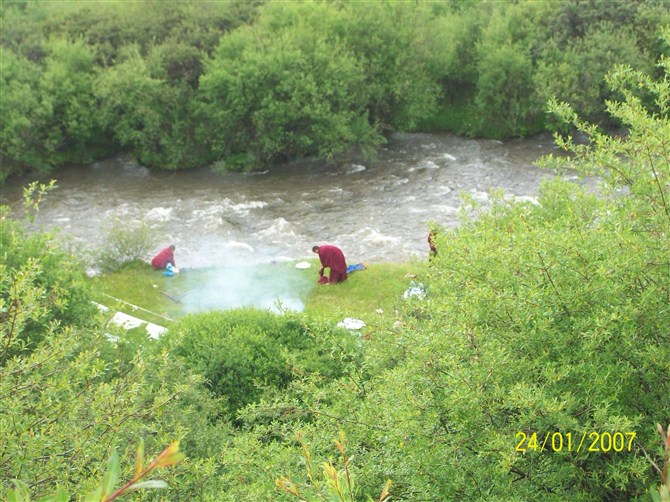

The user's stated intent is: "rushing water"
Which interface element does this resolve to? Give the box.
[2,132,571,269]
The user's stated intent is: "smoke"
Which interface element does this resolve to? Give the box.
[177,261,315,314]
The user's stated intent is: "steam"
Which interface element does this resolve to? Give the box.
[177,260,315,314]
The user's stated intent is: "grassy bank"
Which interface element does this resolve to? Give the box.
[90,260,428,329]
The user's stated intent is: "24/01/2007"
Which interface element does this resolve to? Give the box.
[515,431,636,453]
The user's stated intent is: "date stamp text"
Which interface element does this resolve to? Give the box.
[515,431,636,453]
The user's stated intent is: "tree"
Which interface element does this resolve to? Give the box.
[0,49,48,180]
[473,40,537,136]
[197,3,381,169]
[95,46,204,169]
[38,37,112,164]
[333,1,440,131]
[228,39,670,501]
[159,308,362,420]
[534,23,653,125]
[470,2,548,137]
[0,38,115,179]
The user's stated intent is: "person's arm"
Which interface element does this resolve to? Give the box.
[318,252,325,276]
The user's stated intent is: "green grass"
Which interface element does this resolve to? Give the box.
[304,262,427,322]
[90,260,428,328]
[90,261,188,325]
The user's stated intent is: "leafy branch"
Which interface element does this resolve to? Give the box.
[277,431,391,502]
[6,440,184,502]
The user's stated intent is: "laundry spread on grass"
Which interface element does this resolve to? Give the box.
[403,280,427,300]
[337,318,366,330]
[346,263,366,274]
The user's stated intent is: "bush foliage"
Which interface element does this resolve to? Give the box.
[93,217,156,273]
[2,0,668,179]
[160,308,363,420]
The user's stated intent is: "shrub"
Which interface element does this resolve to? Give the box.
[1,203,96,361]
[94,217,156,273]
[160,308,362,420]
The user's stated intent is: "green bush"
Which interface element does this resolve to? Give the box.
[160,308,362,420]
[94,217,156,273]
[0,217,96,362]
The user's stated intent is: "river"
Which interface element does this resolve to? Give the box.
[2,132,574,270]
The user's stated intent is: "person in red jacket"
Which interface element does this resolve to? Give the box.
[312,244,347,284]
[151,245,176,270]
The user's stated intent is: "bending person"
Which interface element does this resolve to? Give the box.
[151,244,178,272]
[312,244,347,284]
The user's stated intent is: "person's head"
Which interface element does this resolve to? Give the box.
[312,245,320,254]
[169,244,176,251]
